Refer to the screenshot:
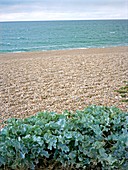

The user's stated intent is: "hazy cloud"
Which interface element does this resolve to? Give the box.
[0,0,127,21]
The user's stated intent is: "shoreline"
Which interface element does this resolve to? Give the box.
[0,46,128,127]
[0,46,128,58]
[0,45,128,55]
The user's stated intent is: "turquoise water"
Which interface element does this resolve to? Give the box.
[0,20,128,53]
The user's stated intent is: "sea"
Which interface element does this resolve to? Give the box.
[0,20,128,53]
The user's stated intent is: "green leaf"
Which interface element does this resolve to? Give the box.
[106,154,117,165]
[99,148,108,159]
[40,150,49,158]
[69,151,76,159]
[0,157,6,166]
[58,143,69,153]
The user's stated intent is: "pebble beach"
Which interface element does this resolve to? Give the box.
[0,46,128,127]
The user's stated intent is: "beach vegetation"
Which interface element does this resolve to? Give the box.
[115,82,128,103]
[0,106,128,170]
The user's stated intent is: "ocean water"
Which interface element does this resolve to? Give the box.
[0,20,128,53]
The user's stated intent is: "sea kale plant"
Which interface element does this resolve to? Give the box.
[0,106,128,170]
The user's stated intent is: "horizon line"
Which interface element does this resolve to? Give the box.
[0,18,128,23]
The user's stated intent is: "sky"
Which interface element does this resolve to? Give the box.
[0,0,127,21]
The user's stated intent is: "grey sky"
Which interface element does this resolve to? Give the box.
[0,0,127,21]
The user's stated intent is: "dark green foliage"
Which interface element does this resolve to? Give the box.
[115,83,128,103]
[0,106,128,170]
[116,84,128,94]
[121,99,128,103]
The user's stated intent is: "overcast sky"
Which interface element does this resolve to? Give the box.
[0,0,127,21]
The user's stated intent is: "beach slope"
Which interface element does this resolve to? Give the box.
[0,46,128,125]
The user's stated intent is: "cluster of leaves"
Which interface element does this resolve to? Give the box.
[0,105,128,170]
[115,82,128,102]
